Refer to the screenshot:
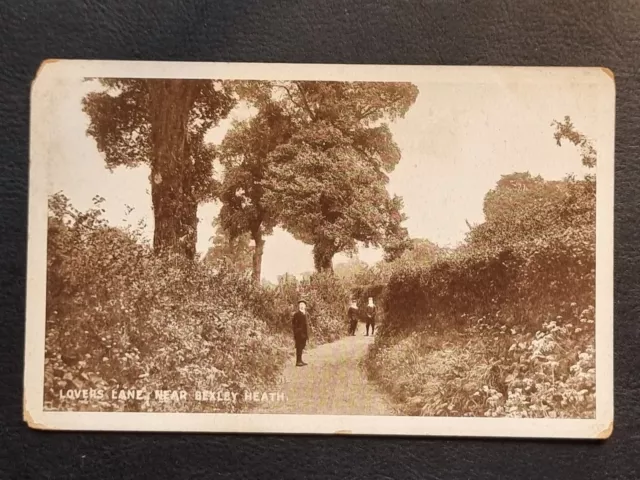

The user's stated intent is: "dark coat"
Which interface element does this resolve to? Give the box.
[292,310,308,341]
[365,305,377,321]
[347,306,359,321]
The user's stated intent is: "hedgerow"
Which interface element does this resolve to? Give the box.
[44,193,347,412]
[366,303,595,418]
[383,223,594,334]
[250,272,351,343]
[365,174,597,419]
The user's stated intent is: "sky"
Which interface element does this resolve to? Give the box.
[46,76,599,283]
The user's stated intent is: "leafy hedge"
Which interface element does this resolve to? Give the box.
[365,175,597,419]
[44,194,348,412]
[366,304,595,418]
[256,272,352,343]
[383,223,594,334]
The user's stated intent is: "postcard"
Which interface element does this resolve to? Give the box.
[24,60,614,438]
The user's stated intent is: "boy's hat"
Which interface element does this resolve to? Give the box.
[297,299,307,305]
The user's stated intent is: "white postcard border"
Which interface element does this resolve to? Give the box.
[24,60,615,438]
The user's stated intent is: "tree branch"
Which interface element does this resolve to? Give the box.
[274,83,311,121]
[292,81,317,121]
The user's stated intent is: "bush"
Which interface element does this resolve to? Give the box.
[366,304,595,418]
[364,174,597,419]
[382,178,595,335]
[45,194,289,412]
[256,272,352,344]
[45,194,353,412]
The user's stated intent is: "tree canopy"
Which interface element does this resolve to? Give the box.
[218,80,419,279]
[262,81,419,272]
[217,100,296,282]
[83,78,418,277]
[467,117,597,250]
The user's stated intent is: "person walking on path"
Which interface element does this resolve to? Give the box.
[292,299,309,367]
[365,297,377,336]
[347,300,359,336]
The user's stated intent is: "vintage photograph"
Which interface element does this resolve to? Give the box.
[24,61,614,438]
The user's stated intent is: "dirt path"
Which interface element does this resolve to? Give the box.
[252,322,395,415]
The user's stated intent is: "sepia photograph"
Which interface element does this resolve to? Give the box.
[24,61,614,438]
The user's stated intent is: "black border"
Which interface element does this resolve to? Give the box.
[1,0,638,478]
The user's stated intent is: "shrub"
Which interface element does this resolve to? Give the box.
[366,304,595,418]
[257,272,352,343]
[45,193,353,412]
[382,185,595,335]
[364,173,597,419]
[45,194,289,412]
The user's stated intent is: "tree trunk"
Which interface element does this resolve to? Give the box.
[251,231,265,285]
[313,241,336,273]
[148,80,199,260]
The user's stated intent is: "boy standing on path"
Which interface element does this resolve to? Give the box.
[292,300,309,367]
[347,300,359,335]
[365,297,377,336]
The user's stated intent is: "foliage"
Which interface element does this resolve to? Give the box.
[254,272,352,344]
[218,80,419,279]
[380,195,413,262]
[217,99,295,283]
[366,304,595,418]
[552,115,597,168]
[364,117,597,419]
[45,194,348,412]
[235,80,420,273]
[350,237,444,314]
[333,257,369,285]
[388,237,443,269]
[203,222,253,276]
[466,172,595,250]
[382,182,594,334]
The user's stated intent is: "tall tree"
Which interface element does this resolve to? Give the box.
[218,95,295,283]
[82,79,236,259]
[263,81,419,272]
